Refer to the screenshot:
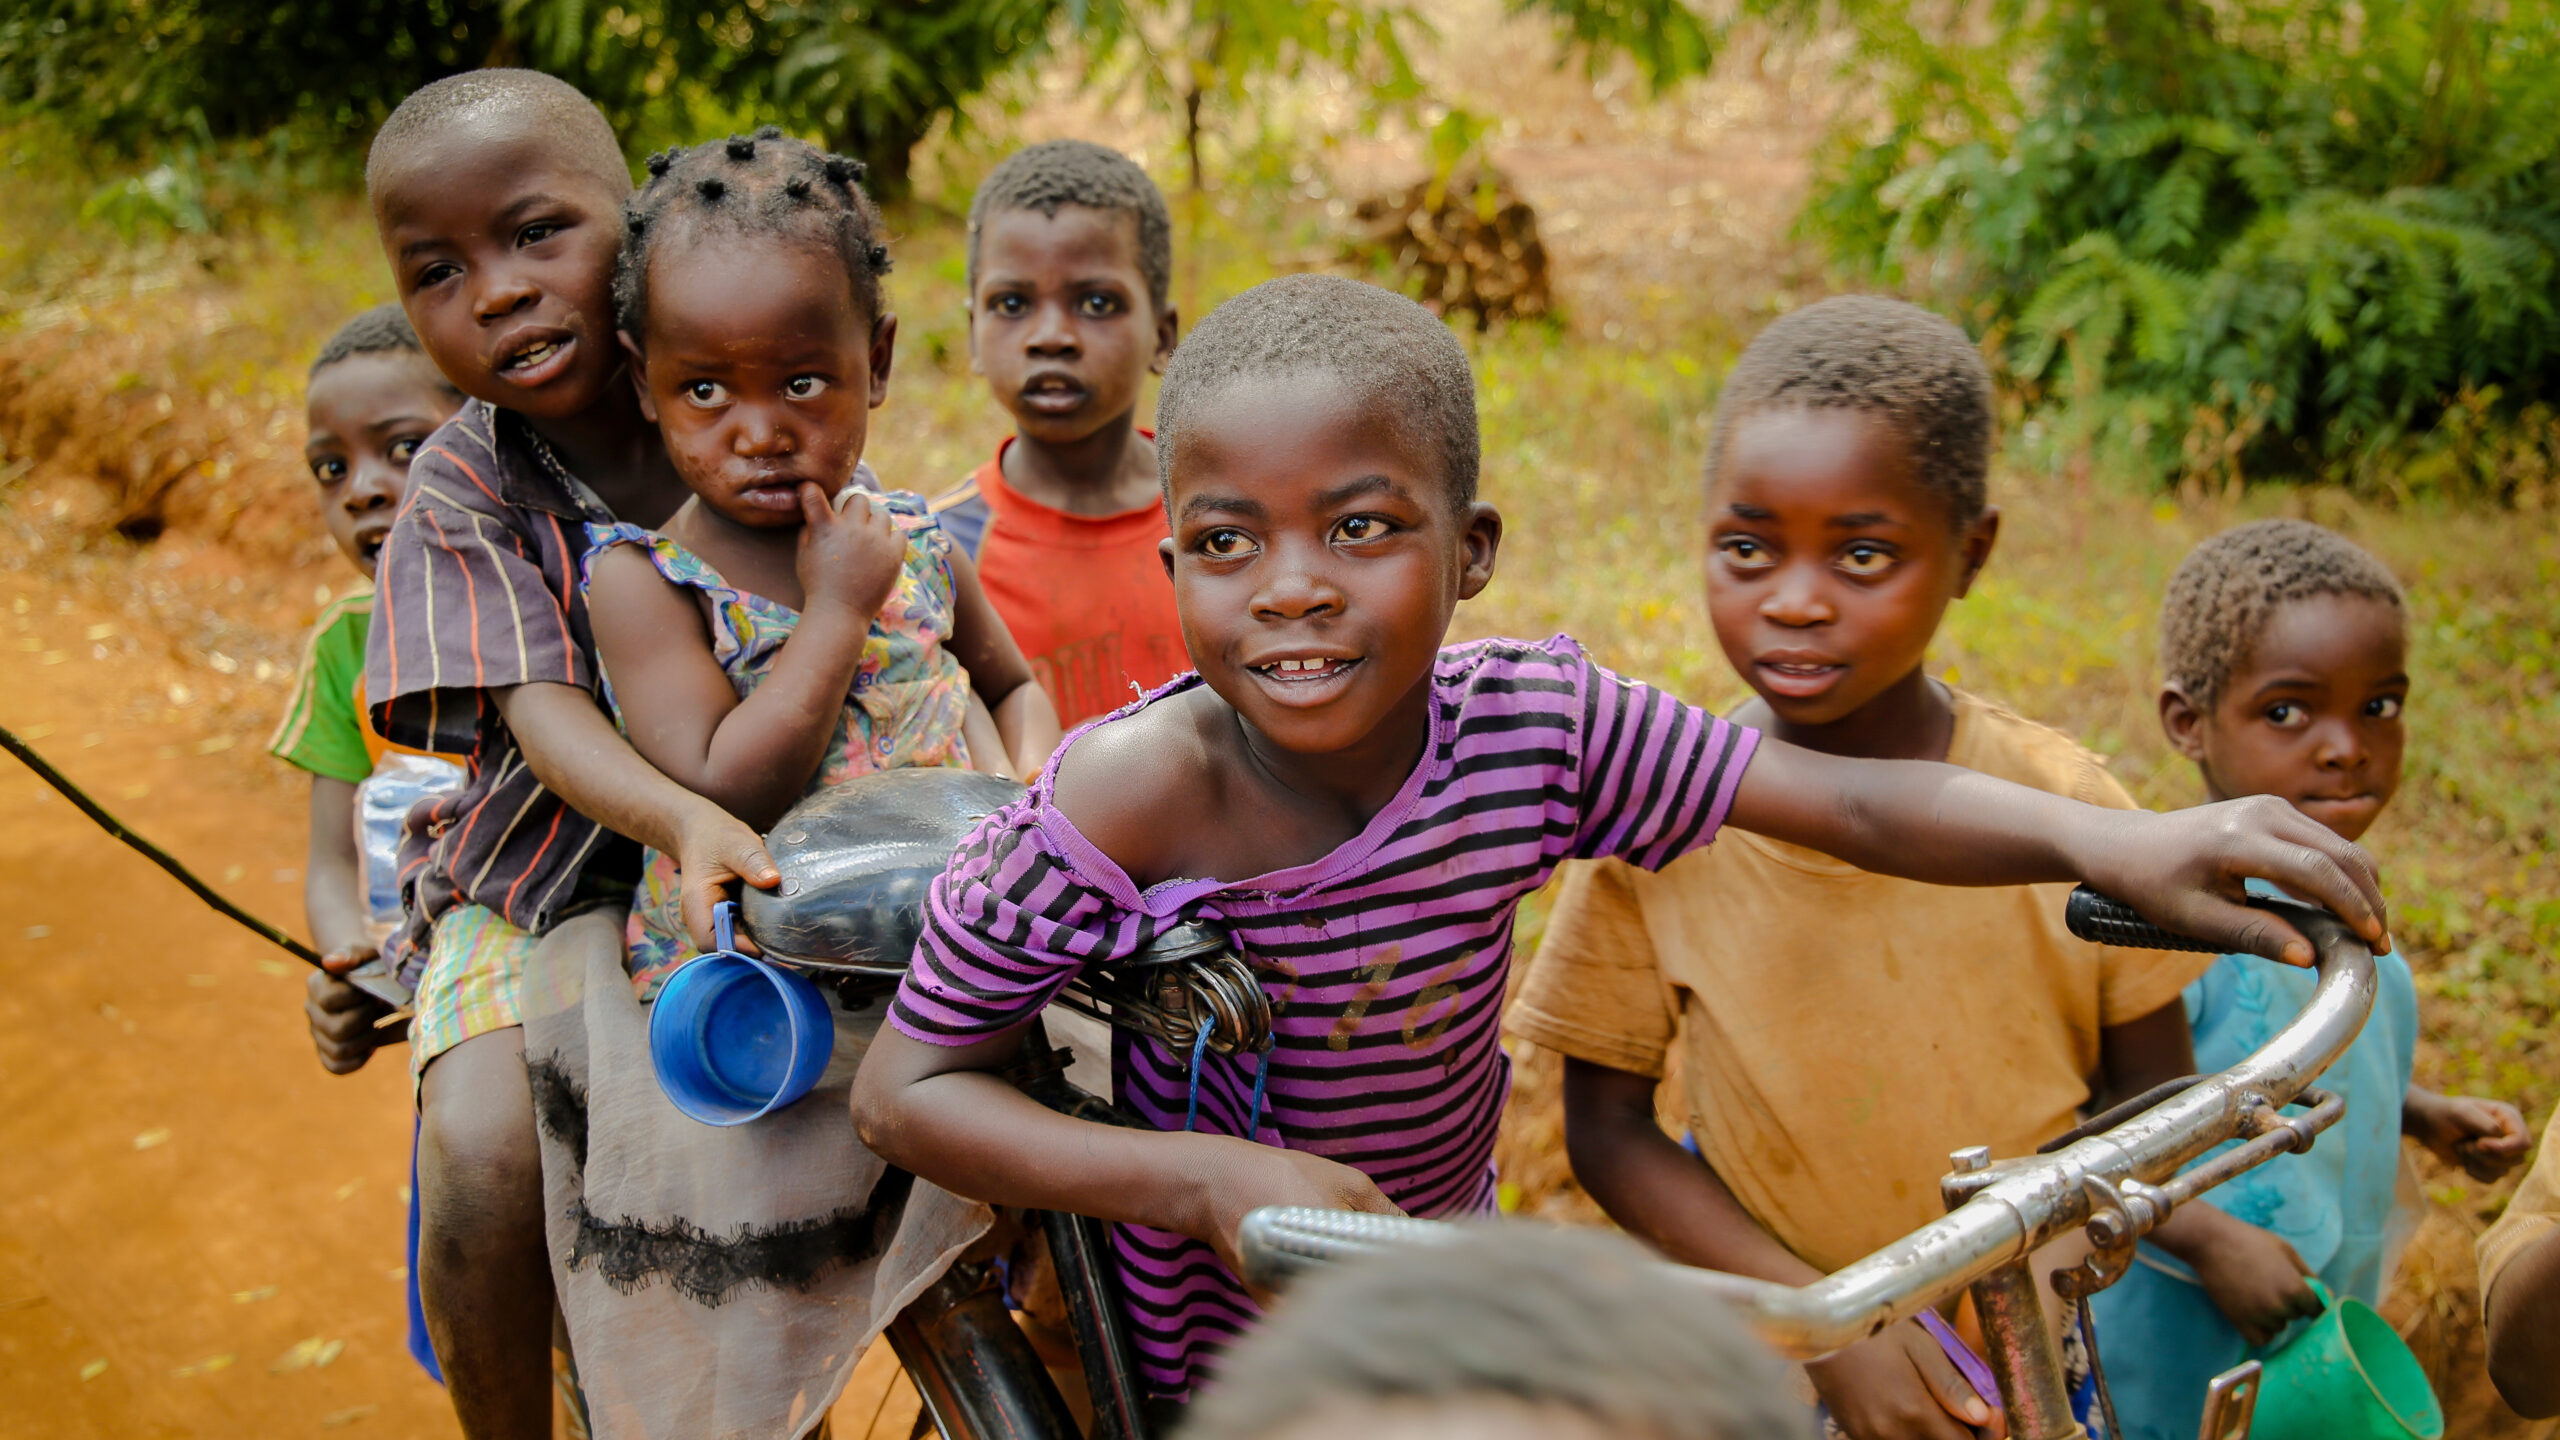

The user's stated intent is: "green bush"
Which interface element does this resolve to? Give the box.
[0,0,1059,194]
[1808,0,2560,491]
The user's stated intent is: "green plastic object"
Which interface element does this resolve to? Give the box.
[2248,1279,2444,1440]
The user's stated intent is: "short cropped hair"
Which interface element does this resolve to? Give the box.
[614,128,891,342]
[366,68,629,200]
[1706,295,1996,526]
[967,140,1173,309]
[310,304,456,392]
[1157,275,1479,505]
[2159,519,2408,708]
[1183,1225,1811,1440]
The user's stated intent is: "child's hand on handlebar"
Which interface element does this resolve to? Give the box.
[2078,795,2388,967]
[1189,1139,1403,1291]
[305,945,403,1074]
[1807,1319,2004,1440]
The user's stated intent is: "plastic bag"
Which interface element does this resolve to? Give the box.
[354,752,466,947]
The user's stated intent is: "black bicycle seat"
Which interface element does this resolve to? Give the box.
[739,768,1027,977]
[739,769,1274,1055]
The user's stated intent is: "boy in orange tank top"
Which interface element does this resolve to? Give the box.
[931,140,1188,727]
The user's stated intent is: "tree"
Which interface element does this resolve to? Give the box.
[1498,0,2560,489]
[1802,0,2560,485]
[1071,0,1424,196]
[0,0,1061,193]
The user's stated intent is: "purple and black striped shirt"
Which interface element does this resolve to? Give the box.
[893,635,1760,1397]
[365,400,639,983]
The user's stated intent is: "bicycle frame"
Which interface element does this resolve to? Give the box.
[1236,896,2377,1440]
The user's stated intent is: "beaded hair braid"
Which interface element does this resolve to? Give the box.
[613,127,892,342]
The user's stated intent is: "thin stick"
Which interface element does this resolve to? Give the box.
[0,722,325,968]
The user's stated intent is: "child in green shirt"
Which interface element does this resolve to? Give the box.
[268,303,465,1068]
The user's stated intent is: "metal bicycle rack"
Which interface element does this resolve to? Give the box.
[1236,889,2376,1440]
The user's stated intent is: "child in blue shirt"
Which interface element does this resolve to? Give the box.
[2092,519,2530,1440]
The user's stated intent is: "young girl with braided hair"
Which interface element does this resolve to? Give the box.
[523,129,1061,1439]
[586,129,1062,988]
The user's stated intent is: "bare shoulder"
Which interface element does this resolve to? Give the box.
[1050,687,1228,886]
[586,543,698,646]
[587,540,678,603]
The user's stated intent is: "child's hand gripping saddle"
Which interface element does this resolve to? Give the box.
[737,767,1273,1062]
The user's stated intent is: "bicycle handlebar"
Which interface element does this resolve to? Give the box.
[1238,887,2377,1361]
[2062,886,2234,953]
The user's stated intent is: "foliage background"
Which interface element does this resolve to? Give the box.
[0,0,1058,192]
[1804,0,2560,496]
[0,0,2553,1432]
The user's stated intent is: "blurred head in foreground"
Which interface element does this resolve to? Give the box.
[1180,1225,1813,1440]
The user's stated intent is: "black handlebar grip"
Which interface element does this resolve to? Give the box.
[2064,886,2226,954]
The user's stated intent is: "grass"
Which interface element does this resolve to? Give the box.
[2,51,2555,1427]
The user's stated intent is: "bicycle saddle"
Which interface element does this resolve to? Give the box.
[737,769,1273,1056]
[740,767,1025,978]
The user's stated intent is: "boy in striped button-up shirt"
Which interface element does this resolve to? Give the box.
[339,71,778,1438]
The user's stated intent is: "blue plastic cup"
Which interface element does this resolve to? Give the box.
[648,902,835,1126]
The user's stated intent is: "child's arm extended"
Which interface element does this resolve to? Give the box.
[301,775,405,1073]
[1728,741,2387,966]
[493,682,778,951]
[1563,1059,1999,1440]
[940,547,1063,776]
[302,776,373,963]
[852,1023,1399,1278]
[588,485,908,832]
[2490,1227,2560,1417]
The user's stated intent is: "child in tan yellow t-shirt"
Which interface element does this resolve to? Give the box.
[2483,1106,2560,1417]
[1509,296,2213,1440]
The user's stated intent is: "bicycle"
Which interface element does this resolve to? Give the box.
[744,770,1273,1440]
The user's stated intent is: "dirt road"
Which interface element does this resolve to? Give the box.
[0,566,917,1438]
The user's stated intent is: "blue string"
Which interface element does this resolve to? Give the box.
[1180,1022,1215,1132]
[1245,1050,1271,1142]
[1180,1020,1275,1141]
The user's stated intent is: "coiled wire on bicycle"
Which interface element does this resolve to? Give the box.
[1055,943,1276,1059]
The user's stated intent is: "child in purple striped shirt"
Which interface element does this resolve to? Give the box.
[850,275,2390,1412]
